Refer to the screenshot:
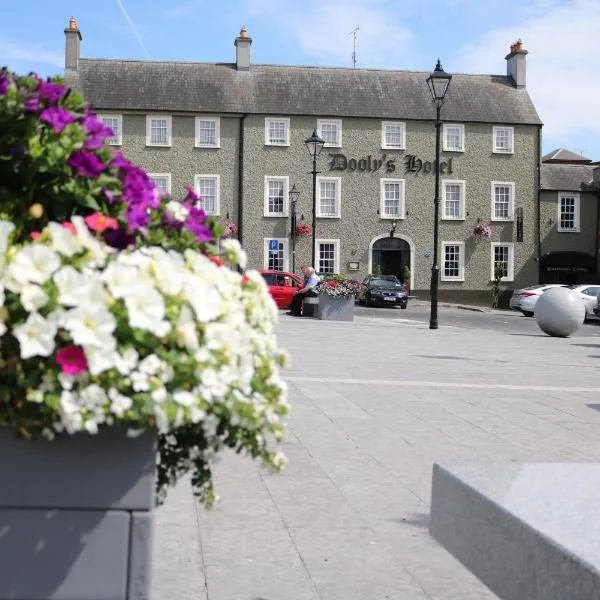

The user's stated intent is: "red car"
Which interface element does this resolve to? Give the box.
[259,270,304,309]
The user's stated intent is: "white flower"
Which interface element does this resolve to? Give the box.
[166,200,189,222]
[131,371,150,392]
[176,305,199,350]
[115,348,139,375]
[108,388,133,416]
[64,304,116,349]
[20,284,49,312]
[58,372,75,390]
[53,266,106,307]
[221,238,247,270]
[84,420,99,434]
[101,262,144,299]
[47,222,83,257]
[71,216,107,265]
[10,245,61,285]
[151,387,168,403]
[184,278,223,323]
[173,390,196,407]
[123,285,171,336]
[84,346,118,376]
[190,406,206,423]
[13,312,57,359]
[79,384,107,409]
[26,389,44,403]
[138,353,162,376]
[0,221,15,257]
[59,390,79,415]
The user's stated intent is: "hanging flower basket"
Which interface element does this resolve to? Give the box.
[220,219,238,238]
[473,222,492,239]
[295,224,313,236]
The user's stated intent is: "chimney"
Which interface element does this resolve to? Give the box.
[64,17,82,70]
[234,26,252,71]
[505,38,527,89]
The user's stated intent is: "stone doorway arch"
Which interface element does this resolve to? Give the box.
[368,234,415,289]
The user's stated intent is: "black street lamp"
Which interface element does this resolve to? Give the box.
[289,184,300,273]
[304,129,326,268]
[426,59,452,330]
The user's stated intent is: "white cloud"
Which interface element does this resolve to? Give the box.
[455,0,600,139]
[0,38,63,69]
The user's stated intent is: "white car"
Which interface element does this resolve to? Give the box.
[568,285,600,319]
[509,284,569,317]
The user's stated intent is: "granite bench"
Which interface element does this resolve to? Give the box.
[429,462,600,600]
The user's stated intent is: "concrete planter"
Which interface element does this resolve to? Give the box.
[0,427,156,600]
[318,294,355,321]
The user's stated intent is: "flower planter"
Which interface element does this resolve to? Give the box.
[0,427,156,600]
[318,294,355,321]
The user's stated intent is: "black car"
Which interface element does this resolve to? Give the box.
[358,275,408,308]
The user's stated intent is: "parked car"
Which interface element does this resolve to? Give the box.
[259,270,304,309]
[358,275,408,308]
[568,285,600,319]
[509,284,569,316]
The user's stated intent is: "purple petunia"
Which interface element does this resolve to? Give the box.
[67,150,106,179]
[104,227,136,249]
[183,184,200,204]
[82,113,114,149]
[103,188,115,204]
[24,96,40,112]
[40,107,76,134]
[184,204,214,242]
[0,73,10,96]
[37,81,66,104]
[124,204,151,231]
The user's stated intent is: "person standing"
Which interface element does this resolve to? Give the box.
[287,265,320,316]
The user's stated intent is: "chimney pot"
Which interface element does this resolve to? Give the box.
[69,17,78,31]
[64,16,82,71]
[234,27,252,72]
[505,38,528,89]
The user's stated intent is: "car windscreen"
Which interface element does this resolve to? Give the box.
[369,278,402,289]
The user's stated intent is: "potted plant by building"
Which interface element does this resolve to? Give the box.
[317,275,365,321]
[489,261,505,308]
[220,217,239,238]
[401,265,412,295]
[0,69,289,600]
[295,223,312,236]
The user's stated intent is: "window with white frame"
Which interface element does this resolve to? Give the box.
[194,175,220,215]
[97,114,123,145]
[558,192,580,232]
[491,182,515,221]
[443,124,464,152]
[265,117,290,146]
[379,179,405,219]
[264,176,289,217]
[264,238,288,271]
[317,119,342,147]
[146,115,172,146]
[317,240,340,274]
[442,180,465,220]
[493,126,514,154]
[149,173,171,196]
[491,243,514,281]
[316,177,341,218]
[195,117,220,148]
[381,121,406,149]
[441,242,464,281]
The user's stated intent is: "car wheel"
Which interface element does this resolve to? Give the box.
[522,310,534,317]
[400,304,407,309]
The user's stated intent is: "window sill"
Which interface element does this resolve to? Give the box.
[441,217,466,221]
[194,144,220,149]
[265,142,290,147]
[146,143,172,148]
[491,218,515,223]
[557,229,581,233]
[316,215,341,219]
[442,148,464,153]
[440,278,465,282]
[263,214,289,218]
[493,149,514,155]
[380,215,404,220]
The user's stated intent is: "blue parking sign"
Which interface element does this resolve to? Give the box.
[268,239,279,253]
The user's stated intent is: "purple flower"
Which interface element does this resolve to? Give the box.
[183,184,200,204]
[104,227,135,249]
[82,113,114,149]
[103,188,115,204]
[124,204,151,231]
[110,150,131,169]
[40,107,76,134]
[0,73,10,96]
[37,81,65,104]
[68,150,106,179]
[184,204,213,242]
[24,96,40,112]
[121,166,159,210]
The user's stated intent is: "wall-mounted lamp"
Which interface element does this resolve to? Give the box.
[226,211,230,220]
[548,217,555,226]
[389,221,397,238]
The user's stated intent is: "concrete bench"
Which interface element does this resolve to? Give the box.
[302,296,319,318]
[429,462,600,600]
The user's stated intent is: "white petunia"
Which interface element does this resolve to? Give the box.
[84,420,99,434]
[173,390,196,407]
[79,384,108,410]
[166,200,189,222]
[20,284,49,312]
[115,347,139,375]
[84,346,118,376]
[13,312,57,359]
[131,371,150,392]
[47,222,83,257]
[71,216,107,265]
[108,388,133,416]
[53,266,106,307]
[184,278,223,323]
[151,386,168,403]
[221,238,248,270]
[64,304,116,349]
[0,221,15,257]
[101,262,144,299]
[10,245,61,285]
[123,285,171,336]
[138,353,162,376]
[176,305,199,350]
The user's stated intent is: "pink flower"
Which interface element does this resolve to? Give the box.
[84,212,119,233]
[30,231,41,240]
[55,346,88,375]
[62,221,76,234]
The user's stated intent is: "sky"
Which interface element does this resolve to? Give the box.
[1,0,599,159]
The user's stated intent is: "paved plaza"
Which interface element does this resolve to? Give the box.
[152,310,600,600]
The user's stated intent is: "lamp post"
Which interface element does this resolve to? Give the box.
[289,184,300,273]
[304,129,326,268]
[426,59,452,330]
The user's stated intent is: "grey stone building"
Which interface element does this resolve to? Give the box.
[63,19,544,302]
[540,148,600,285]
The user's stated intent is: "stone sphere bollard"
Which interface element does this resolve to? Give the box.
[535,286,585,337]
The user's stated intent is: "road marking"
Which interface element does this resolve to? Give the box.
[286,376,600,393]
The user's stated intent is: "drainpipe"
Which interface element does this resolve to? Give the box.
[595,185,600,276]
[237,114,247,245]
[536,125,542,283]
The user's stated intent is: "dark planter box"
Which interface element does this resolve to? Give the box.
[318,294,355,321]
[0,427,156,600]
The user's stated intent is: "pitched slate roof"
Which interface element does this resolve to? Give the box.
[69,59,542,125]
[542,148,592,163]
[541,163,595,191]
